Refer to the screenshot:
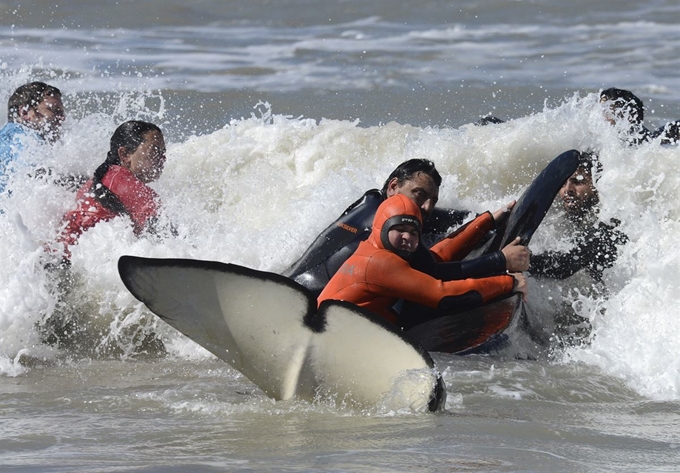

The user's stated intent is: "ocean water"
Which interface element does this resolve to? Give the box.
[1,0,680,471]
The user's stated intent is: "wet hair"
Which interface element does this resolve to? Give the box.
[600,87,644,124]
[7,82,62,122]
[380,159,442,194]
[571,150,603,203]
[92,120,162,214]
[577,150,602,176]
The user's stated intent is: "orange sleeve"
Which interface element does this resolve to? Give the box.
[429,211,495,262]
[364,251,514,309]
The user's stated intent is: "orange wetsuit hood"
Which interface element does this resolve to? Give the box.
[369,194,422,259]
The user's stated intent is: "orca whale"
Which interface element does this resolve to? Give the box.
[117,149,579,407]
[118,256,446,411]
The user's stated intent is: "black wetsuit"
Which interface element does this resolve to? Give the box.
[652,121,680,145]
[284,189,509,298]
[620,124,653,146]
[530,218,627,281]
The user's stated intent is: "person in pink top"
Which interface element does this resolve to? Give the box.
[57,120,167,259]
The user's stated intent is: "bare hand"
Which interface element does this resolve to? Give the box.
[492,200,516,224]
[511,272,528,301]
[501,237,529,272]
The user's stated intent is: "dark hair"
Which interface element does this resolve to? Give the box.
[600,87,644,123]
[92,120,163,214]
[476,115,505,126]
[577,150,603,179]
[380,159,442,194]
[7,82,62,122]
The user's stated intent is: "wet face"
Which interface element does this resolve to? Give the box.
[559,167,599,219]
[19,95,66,142]
[387,223,420,253]
[120,130,167,183]
[386,172,439,219]
[600,97,637,126]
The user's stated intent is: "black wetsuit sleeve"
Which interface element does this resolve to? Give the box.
[410,210,506,281]
[530,250,584,280]
[430,251,507,280]
[652,121,680,145]
[530,221,627,280]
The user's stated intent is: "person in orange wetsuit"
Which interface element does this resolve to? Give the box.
[318,194,526,326]
[56,120,167,260]
[284,158,529,298]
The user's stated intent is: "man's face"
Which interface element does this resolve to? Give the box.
[386,172,439,219]
[559,167,599,219]
[600,97,636,126]
[20,94,66,141]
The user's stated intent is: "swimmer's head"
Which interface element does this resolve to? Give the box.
[600,87,644,126]
[559,151,600,220]
[8,82,65,142]
[381,159,441,220]
[373,194,422,260]
[111,121,167,183]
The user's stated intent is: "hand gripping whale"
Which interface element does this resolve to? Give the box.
[118,256,446,411]
[406,149,581,355]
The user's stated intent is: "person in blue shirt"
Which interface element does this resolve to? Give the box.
[0,82,66,194]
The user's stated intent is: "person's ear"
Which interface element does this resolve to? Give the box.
[385,177,399,196]
[16,105,35,124]
[118,146,131,166]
